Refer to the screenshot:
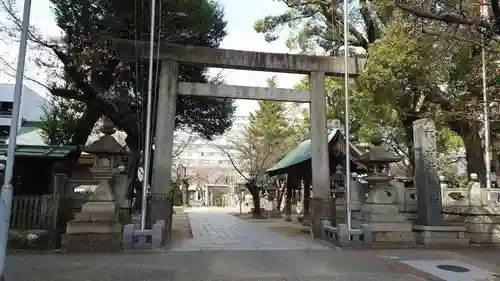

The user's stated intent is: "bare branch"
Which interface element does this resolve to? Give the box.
[0,56,51,91]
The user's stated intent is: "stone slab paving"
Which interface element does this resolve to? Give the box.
[365,249,500,281]
[5,250,426,281]
[172,211,329,251]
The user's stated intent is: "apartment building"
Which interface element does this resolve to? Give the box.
[174,114,251,182]
[0,84,47,139]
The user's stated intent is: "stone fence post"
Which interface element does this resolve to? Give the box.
[468,173,482,207]
[53,173,68,196]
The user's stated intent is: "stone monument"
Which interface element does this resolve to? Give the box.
[412,118,467,247]
[353,132,414,243]
[413,118,441,225]
[61,118,128,252]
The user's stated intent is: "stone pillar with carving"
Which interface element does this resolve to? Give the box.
[61,118,129,252]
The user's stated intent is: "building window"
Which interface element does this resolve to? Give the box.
[0,126,9,137]
[0,102,13,116]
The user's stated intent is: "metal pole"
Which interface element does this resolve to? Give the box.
[140,0,157,230]
[481,35,491,189]
[480,0,491,189]
[0,0,32,279]
[343,0,352,231]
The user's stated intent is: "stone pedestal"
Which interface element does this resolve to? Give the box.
[310,196,335,239]
[61,201,123,252]
[354,185,413,243]
[61,178,123,252]
[465,214,500,247]
[463,180,500,247]
[413,225,468,247]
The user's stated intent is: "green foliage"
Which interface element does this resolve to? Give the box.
[436,126,464,153]
[39,97,85,145]
[235,77,299,181]
[253,0,387,53]
[266,75,278,88]
[40,0,235,146]
[295,76,385,143]
[255,0,500,180]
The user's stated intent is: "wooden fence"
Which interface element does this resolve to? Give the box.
[10,194,59,230]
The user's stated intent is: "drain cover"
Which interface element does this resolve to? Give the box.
[436,264,471,273]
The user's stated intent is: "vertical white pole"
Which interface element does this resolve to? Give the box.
[481,0,491,189]
[0,0,32,279]
[140,0,157,230]
[343,0,352,230]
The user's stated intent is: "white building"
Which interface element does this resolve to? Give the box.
[0,84,47,138]
[172,114,251,206]
[174,114,251,182]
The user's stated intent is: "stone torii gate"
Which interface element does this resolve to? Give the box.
[112,38,365,241]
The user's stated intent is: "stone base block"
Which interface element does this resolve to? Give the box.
[81,201,117,213]
[372,231,415,243]
[357,221,412,232]
[74,212,119,222]
[362,213,407,222]
[417,236,469,247]
[361,204,399,214]
[61,233,122,252]
[413,225,469,247]
[123,222,164,250]
[66,221,122,234]
[310,197,335,239]
[468,233,500,244]
[322,221,368,247]
[464,214,500,246]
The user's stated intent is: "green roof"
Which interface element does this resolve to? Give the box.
[1,121,77,157]
[5,121,46,146]
[266,127,362,176]
[0,144,76,157]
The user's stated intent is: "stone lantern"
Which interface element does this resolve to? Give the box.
[358,132,401,204]
[82,118,128,210]
[354,132,413,243]
[61,118,128,252]
[331,165,345,198]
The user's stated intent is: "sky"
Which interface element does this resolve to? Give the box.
[0,0,305,116]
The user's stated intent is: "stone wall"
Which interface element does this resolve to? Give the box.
[333,178,500,247]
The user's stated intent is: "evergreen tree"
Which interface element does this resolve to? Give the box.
[232,76,297,218]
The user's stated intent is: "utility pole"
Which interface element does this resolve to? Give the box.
[0,0,32,279]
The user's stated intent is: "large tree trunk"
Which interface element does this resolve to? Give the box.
[182,182,189,207]
[125,150,140,214]
[302,177,311,226]
[247,182,263,219]
[251,191,262,219]
[402,116,418,174]
[450,120,485,185]
[284,175,293,221]
[276,184,285,212]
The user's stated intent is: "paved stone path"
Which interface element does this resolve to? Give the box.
[7,210,500,280]
[172,210,329,251]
